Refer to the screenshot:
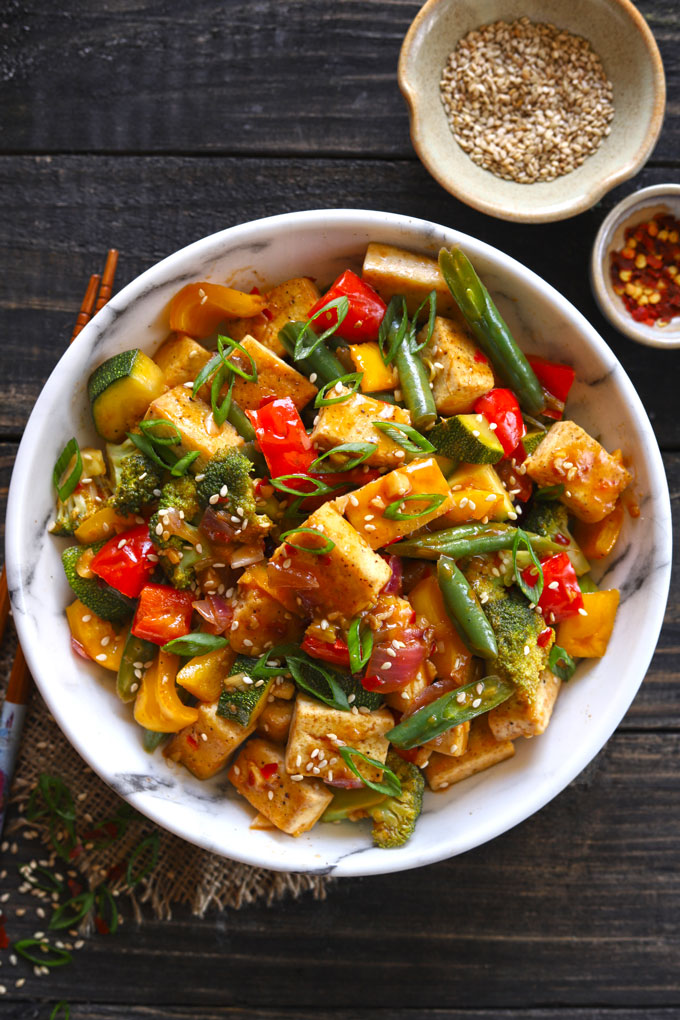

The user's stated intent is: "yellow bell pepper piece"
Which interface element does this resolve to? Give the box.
[176,646,236,703]
[65,599,124,672]
[348,342,398,392]
[409,574,471,681]
[556,590,620,658]
[573,501,624,560]
[74,506,136,544]
[169,283,266,339]
[134,652,200,732]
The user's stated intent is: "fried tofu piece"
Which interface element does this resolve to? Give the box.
[228,277,322,356]
[268,502,391,618]
[285,693,394,788]
[425,716,515,790]
[229,738,333,836]
[524,420,632,523]
[424,722,470,758]
[153,333,212,393]
[227,334,317,411]
[344,456,454,549]
[145,385,242,469]
[310,392,412,468]
[362,243,467,325]
[164,702,254,780]
[488,670,561,741]
[384,669,430,714]
[231,585,304,655]
[256,698,295,743]
[420,316,494,415]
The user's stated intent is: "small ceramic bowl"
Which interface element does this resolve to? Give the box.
[591,183,680,347]
[398,0,666,223]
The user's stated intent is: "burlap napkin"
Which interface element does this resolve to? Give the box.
[2,629,331,918]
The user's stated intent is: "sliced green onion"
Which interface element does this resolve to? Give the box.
[50,1003,71,1020]
[211,365,234,427]
[279,527,335,555]
[48,816,76,861]
[126,832,160,887]
[14,939,72,968]
[383,493,446,521]
[348,617,373,674]
[309,443,377,473]
[337,746,402,797]
[408,290,437,354]
[513,527,544,603]
[314,372,363,407]
[49,890,95,931]
[39,774,76,825]
[549,644,577,682]
[372,421,435,455]
[294,296,350,360]
[162,632,228,656]
[192,351,222,397]
[53,438,83,501]
[535,483,565,501]
[170,450,200,477]
[139,419,182,446]
[23,865,64,895]
[218,334,258,383]
[251,643,300,679]
[378,295,409,365]
[126,431,175,470]
[271,474,336,497]
[95,884,119,935]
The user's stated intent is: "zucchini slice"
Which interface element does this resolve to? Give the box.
[429,414,504,464]
[217,655,273,727]
[88,349,165,442]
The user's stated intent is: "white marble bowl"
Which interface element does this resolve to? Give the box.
[6,210,671,876]
[591,183,680,347]
[398,0,666,222]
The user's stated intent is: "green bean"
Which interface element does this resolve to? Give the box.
[394,522,560,560]
[438,248,544,416]
[386,675,514,749]
[117,631,157,703]
[143,730,167,753]
[279,323,346,386]
[227,399,256,441]
[437,556,498,659]
[394,339,437,431]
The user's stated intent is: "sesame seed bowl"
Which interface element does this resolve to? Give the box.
[398,0,666,223]
[590,183,680,347]
[6,209,672,875]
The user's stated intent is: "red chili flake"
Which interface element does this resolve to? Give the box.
[0,917,10,950]
[554,533,571,546]
[537,627,554,648]
[186,734,199,749]
[474,350,489,363]
[260,762,278,780]
[609,213,680,326]
[95,916,110,935]
[67,879,83,897]
[261,307,274,321]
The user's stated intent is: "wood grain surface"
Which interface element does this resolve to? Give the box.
[0,0,678,1016]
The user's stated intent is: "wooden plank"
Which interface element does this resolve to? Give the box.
[0,732,677,1009]
[0,0,677,161]
[1,1009,679,1020]
[0,157,679,443]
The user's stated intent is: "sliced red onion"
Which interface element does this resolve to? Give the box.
[267,559,319,591]
[230,546,265,569]
[200,507,238,543]
[71,636,91,661]
[409,675,462,715]
[363,632,429,693]
[380,554,403,595]
[193,595,233,633]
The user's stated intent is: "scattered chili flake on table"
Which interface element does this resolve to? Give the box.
[609,213,680,326]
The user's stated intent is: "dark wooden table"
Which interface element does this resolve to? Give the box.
[1,2,678,1017]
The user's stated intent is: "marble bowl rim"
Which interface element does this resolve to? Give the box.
[5,208,672,875]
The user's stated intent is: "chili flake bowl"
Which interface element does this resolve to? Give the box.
[5,209,672,876]
[590,183,680,348]
[398,0,666,223]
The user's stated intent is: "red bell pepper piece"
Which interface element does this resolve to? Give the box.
[473,388,525,457]
[131,584,195,645]
[307,270,386,343]
[246,397,314,478]
[90,525,156,599]
[301,634,351,669]
[527,356,575,419]
[522,552,584,623]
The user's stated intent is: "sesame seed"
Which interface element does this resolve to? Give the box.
[578,608,588,616]
[155,522,164,535]
[130,683,139,693]
[548,581,559,590]
[95,653,107,662]
[365,523,376,532]
[489,422,498,430]
[523,645,530,656]
[364,514,374,521]
[195,473,205,482]
[310,373,318,383]
[81,613,91,622]
[472,429,480,437]
[220,484,228,497]
[472,698,482,708]
[209,493,220,505]
[267,790,274,800]
[100,636,110,647]
[380,662,392,670]
[394,450,405,459]
[291,774,304,782]
[456,691,466,704]
[243,638,253,647]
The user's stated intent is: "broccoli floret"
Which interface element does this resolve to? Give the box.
[523,498,589,575]
[149,477,207,589]
[369,751,425,849]
[196,448,256,522]
[50,477,111,536]
[106,440,164,516]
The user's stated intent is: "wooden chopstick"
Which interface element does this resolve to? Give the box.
[70,272,101,344]
[95,249,119,312]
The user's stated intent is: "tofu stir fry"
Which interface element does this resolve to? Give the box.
[52,244,633,848]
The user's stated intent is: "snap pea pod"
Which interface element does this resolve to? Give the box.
[142,730,167,753]
[438,248,544,416]
[227,400,256,442]
[279,323,346,386]
[386,675,514,750]
[116,631,157,703]
[394,522,560,560]
[438,556,498,659]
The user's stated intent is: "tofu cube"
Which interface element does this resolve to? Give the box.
[164,702,254,780]
[285,693,394,788]
[524,420,632,523]
[384,668,430,714]
[269,502,391,617]
[344,456,454,549]
[228,277,322,356]
[424,721,470,758]
[310,393,412,468]
[229,738,333,836]
[362,243,468,325]
[420,317,494,415]
[153,334,212,393]
[256,699,295,743]
[425,716,515,790]
[145,385,242,469]
[488,670,561,740]
[227,334,317,411]
[231,585,304,655]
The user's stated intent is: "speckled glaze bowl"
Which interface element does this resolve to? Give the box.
[6,210,671,875]
[399,0,666,223]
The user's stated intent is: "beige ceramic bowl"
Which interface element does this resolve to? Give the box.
[399,0,666,223]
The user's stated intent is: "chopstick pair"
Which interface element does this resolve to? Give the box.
[0,250,119,838]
